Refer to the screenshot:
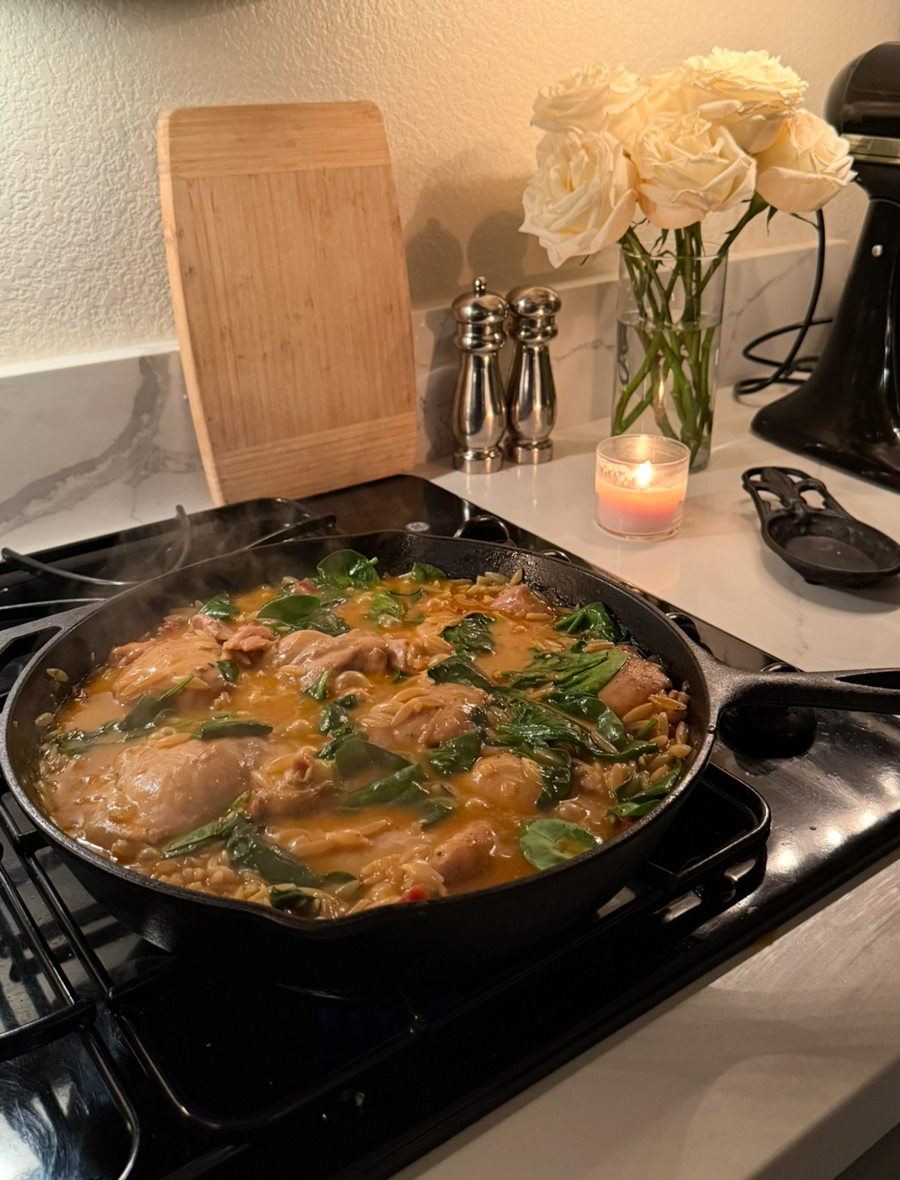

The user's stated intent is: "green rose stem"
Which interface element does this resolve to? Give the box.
[614,194,770,466]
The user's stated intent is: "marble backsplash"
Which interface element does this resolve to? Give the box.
[0,241,844,553]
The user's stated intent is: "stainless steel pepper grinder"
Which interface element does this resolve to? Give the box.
[450,277,508,473]
[504,284,561,464]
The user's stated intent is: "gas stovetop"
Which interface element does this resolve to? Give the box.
[1,475,899,1180]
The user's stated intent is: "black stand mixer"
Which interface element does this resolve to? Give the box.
[751,43,900,490]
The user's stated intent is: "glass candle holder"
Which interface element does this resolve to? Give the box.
[595,435,690,541]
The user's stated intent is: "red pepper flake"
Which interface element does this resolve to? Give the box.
[401,886,430,903]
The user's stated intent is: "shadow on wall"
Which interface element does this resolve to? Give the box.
[405,218,465,307]
[407,192,531,463]
[404,162,692,461]
[404,172,537,307]
[92,0,262,20]
[405,176,531,462]
[417,307,458,463]
[466,209,530,293]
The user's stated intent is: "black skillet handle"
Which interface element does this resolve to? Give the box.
[741,467,853,525]
[690,640,900,718]
[0,603,103,667]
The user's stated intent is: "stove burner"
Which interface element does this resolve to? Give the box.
[453,514,512,543]
[666,616,818,759]
[666,611,709,650]
[719,704,818,758]
[718,663,818,758]
[1,506,192,587]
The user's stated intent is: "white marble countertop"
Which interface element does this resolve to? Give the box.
[400,388,900,1180]
[8,384,900,1178]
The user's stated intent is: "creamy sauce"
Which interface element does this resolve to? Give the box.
[36,562,690,918]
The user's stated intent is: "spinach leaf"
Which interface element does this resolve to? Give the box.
[494,695,610,760]
[305,670,329,701]
[269,877,360,918]
[517,818,596,870]
[319,702,344,733]
[269,887,337,917]
[409,561,447,583]
[606,794,667,819]
[193,718,272,741]
[318,730,356,761]
[343,763,429,809]
[328,737,450,816]
[56,723,123,754]
[319,702,353,746]
[543,692,626,748]
[365,591,424,626]
[315,549,380,590]
[427,656,494,692]
[119,674,194,732]
[304,609,351,637]
[509,648,627,695]
[257,593,349,637]
[216,659,239,684]
[607,760,684,818]
[117,697,171,734]
[529,744,574,810]
[315,694,359,751]
[198,592,240,620]
[612,738,661,761]
[226,824,322,887]
[536,695,655,759]
[428,729,483,776]
[161,796,249,858]
[441,613,496,655]
[332,736,410,783]
[320,870,361,895]
[166,803,361,909]
[59,675,195,752]
[367,592,407,621]
[554,601,628,644]
[420,800,455,828]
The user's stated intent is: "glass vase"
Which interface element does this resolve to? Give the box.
[611,242,728,472]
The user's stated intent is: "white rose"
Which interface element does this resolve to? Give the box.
[520,130,638,267]
[680,48,808,152]
[684,47,807,109]
[639,65,742,124]
[532,62,647,143]
[631,112,757,230]
[755,110,856,213]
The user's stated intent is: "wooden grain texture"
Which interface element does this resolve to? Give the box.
[157,102,417,505]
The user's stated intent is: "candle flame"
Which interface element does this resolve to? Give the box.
[635,459,653,487]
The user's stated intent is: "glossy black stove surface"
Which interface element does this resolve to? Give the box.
[0,475,899,1180]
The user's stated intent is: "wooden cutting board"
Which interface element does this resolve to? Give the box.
[157,102,417,505]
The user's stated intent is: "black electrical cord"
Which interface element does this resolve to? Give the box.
[733,208,830,396]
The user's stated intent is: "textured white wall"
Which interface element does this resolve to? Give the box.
[1,0,897,365]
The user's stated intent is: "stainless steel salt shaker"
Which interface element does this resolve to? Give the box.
[504,285,561,464]
[450,277,508,474]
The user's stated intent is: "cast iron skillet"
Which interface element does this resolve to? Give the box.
[4,532,900,996]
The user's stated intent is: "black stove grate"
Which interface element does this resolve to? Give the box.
[0,753,768,1180]
[0,476,898,1180]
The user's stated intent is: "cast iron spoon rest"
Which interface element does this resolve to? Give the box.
[741,466,900,588]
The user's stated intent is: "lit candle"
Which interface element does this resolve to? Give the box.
[595,435,690,541]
